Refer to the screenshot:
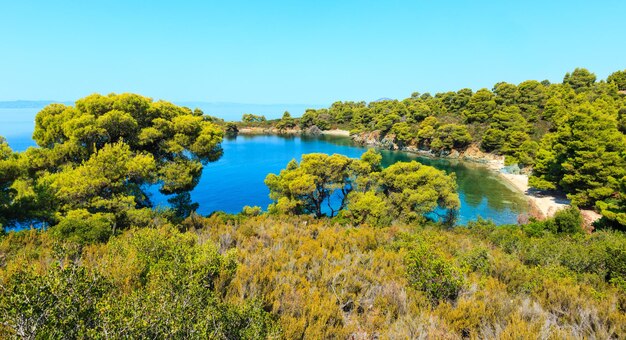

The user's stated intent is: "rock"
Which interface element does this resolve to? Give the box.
[462,144,504,163]
[304,125,322,136]
[352,130,383,146]
[502,164,522,175]
[380,134,396,150]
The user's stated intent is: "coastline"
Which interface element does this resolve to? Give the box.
[320,129,351,136]
[497,171,569,219]
[237,127,352,137]
[350,131,572,220]
[235,126,571,219]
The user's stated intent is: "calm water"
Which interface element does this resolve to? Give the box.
[151,134,528,225]
[0,108,38,151]
[0,108,528,225]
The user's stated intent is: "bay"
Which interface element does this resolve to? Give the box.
[150,134,528,225]
[0,108,529,226]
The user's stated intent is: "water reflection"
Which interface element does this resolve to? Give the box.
[316,135,529,224]
[208,135,528,224]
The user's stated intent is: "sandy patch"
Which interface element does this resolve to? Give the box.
[498,172,570,219]
[320,129,350,136]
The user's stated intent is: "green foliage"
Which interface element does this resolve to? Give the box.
[278,69,625,197]
[343,190,391,227]
[265,153,355,217]
[608,70,626,91]
[376,161,460,224]
[241,113,267,123]
[390,122,414,145]
[596,173,626,229]
[225,122,239,134]
[47,142,156,225]
[266,151,460,225]
[493,82,519,106]
[4,71,626,338]
[241,205,262,216]
[166,192,200,223]
[404,99,432,123]
[1,93,224,235]
[0,265,110,338]
[463,88,496,122]
[2,214,626,338]
[299,109,331,130]
[0,226,279,338]
[516,80,546,119]
[406,243,465,303]
[530,102,626,209]
[550,206,583,234]
[564,68,597,92]
[481,128,506,152]
[0,138,22,228]
[51,209,115,244]
[460,246,491,274]
[523,206,583,235]
[275,111,296,130]
[431,124,472,150]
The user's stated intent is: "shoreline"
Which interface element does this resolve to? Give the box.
[237,127,351,136]
[349,132,571,220]
[320,129,351,136]
[235,127,570,219]
[496,171,570,219]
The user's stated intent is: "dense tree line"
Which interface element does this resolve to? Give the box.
[298,68,624,163]
[261,68,626,229]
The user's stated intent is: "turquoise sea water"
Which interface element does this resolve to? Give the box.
[0,108,528,225]
[150,134,528,225]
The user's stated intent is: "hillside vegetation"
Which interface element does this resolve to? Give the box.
[1,71,626,338]
[1,212,626,338]
[247,68,626,230]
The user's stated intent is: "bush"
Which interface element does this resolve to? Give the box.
[51,209,115,244]
[405,244,465,303]
[549,206,583,234]
[241,205,263,217]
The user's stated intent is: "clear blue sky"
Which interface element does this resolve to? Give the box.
[1,0,625,104]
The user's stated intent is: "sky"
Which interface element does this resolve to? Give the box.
[1,0,625,105]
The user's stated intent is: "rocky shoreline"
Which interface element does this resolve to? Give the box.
[351,130,505,166]
[237,126,350,137]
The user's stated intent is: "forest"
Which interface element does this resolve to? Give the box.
[251,68,626,230]
[0,69,626,338]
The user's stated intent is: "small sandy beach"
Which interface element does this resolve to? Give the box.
[320,129,350,136]
[460,151,570,219]
[498,171,570,219]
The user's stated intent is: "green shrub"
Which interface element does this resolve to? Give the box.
[405,244,465,303]
[461,247,491,274]
[241,205,263,217]
[551,206,583,234]
[51,209,115,244]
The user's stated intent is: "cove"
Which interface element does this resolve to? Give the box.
[149,134,529,225]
